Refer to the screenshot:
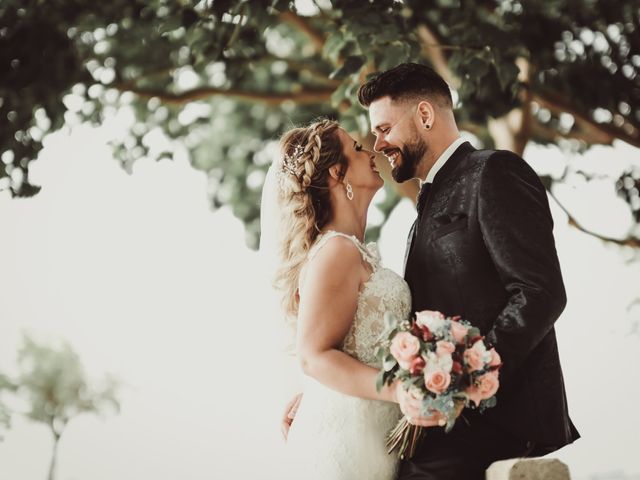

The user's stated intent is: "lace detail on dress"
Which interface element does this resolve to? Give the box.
[306,231,412,367]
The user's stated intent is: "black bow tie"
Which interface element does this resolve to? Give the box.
[416,182,432,217]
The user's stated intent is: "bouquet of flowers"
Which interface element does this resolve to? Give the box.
[375,309,502,459]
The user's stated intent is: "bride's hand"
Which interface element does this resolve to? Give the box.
[281,392,303,441]
[395,383,445,428]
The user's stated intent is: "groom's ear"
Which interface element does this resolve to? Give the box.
[417,100,435,129]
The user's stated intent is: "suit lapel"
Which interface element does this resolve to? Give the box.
[403,220,417,275]
[402,141,475,277]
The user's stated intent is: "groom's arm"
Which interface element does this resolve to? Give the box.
[478,151,567,385]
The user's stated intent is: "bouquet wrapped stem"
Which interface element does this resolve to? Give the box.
[385,400,466,459]
[386,417,421,459]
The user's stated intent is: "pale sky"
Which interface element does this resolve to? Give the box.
[0,124,639,480]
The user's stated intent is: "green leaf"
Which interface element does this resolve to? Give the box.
[181,8,199,29]
[329,55,366,80]
[376,370,385,392]
[331,82,349,108]
[384,311,397,329]
[323,30,346,63]
[378,41,411,71]
[467,56,490,78]
[383,354,398,372]
[436,0,461,7]
[212,0,234,18]
[467,327,481,338]
[494,61,520,91]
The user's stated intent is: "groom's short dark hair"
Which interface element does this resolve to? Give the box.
[357,63,453,108]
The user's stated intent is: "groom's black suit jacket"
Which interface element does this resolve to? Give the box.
[404,142,580,453]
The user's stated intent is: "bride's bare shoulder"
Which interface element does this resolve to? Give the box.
[299,235,363,292]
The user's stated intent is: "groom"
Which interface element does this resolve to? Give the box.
[357,62,580,479]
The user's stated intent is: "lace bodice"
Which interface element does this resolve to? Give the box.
[305,231,412,366]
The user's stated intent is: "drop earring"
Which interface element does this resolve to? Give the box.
[346,182,354,201]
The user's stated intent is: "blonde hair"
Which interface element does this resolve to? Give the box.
[273,119,347,320]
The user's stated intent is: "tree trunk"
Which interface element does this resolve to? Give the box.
[490,58,533,157]
[48,428,62,480]
[488,108,529,157]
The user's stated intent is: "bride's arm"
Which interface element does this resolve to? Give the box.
[296,236,398,403]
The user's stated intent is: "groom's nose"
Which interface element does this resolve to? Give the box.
[373,135,387,153]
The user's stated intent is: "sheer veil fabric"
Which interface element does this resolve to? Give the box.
[259,158,303,394]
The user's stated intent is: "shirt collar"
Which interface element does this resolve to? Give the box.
[423,137,466,184]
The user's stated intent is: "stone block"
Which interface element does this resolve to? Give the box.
[486,457,571,480]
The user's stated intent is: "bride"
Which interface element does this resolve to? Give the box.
[264,119,437,479]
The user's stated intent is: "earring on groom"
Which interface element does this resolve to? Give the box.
[346,182,354,201]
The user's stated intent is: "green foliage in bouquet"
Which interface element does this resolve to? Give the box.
[375,311,404,393]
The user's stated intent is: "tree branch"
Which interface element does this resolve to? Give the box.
[531,88,640,148]
[458,121,486,138]
[530,118,611,145]
[261,56,339,87]
[416,24,461,89]
[512,58,534,156]
[278,11,326,52]
[547,188,640,249]
[114,83,334,106]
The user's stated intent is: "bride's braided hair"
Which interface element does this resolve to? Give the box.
[274,119,347,318]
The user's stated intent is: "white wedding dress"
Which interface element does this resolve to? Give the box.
[283,231,412,480]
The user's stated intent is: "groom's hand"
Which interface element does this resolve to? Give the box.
[396,384,445,427]
[281,392,303,441]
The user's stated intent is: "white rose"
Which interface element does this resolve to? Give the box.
[415,310,446,334]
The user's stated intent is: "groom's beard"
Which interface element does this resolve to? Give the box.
[391,136,428,183]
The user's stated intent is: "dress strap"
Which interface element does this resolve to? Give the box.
[307,230,379,270]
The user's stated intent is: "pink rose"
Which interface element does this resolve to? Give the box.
[390,332,420,369]
[488,348,502,367]
[464,347,484,372]
[466,371,500,406]
[450,321,469,344]
[436,340,455,357]
[424,369,451,394]
[409,356,426,375]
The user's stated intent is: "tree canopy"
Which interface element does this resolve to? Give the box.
[1,0,639,248]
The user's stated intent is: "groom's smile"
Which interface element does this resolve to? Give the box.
[384,148,402,168]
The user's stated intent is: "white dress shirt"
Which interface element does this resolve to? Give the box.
[423,137,467,184]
